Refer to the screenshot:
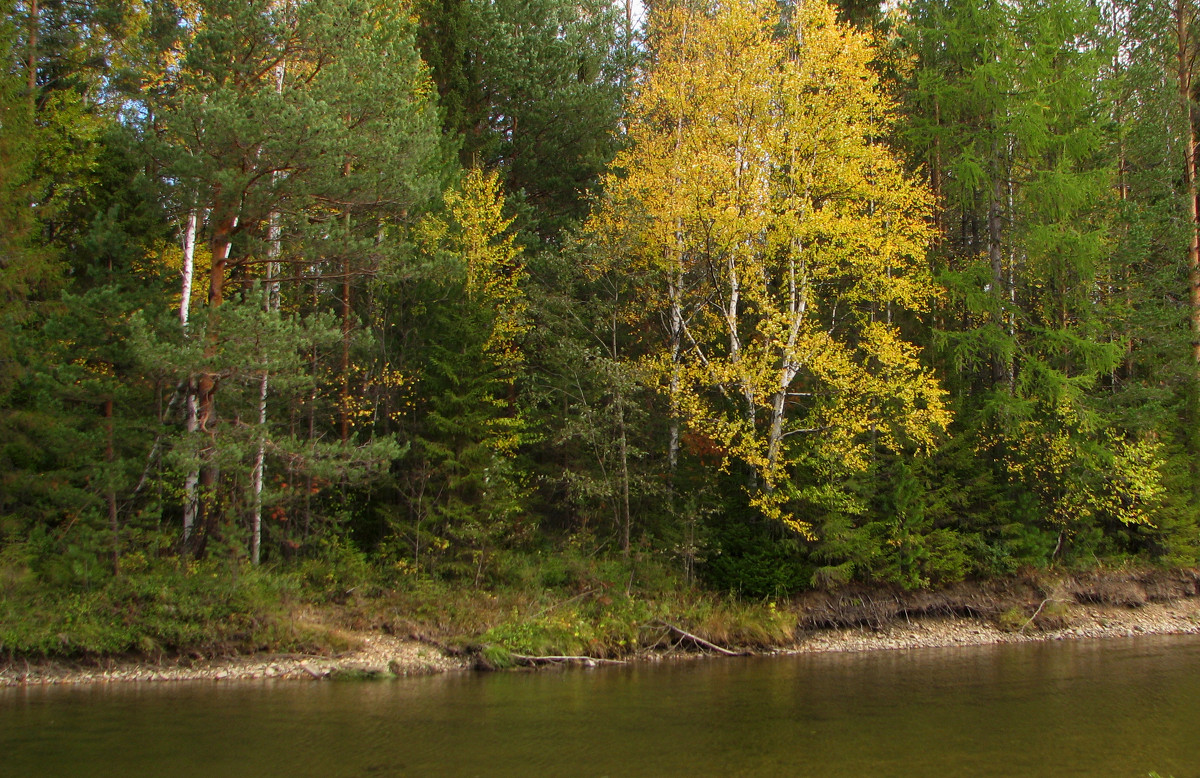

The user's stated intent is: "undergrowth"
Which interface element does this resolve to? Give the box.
[0,557,345,659]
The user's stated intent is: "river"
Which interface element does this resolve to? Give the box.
[3,635,1198,776]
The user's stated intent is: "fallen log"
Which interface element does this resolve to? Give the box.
[652,621,746,656]
[510,653,626,666]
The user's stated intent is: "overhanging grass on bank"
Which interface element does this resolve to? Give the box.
[0,547,799,660]
[0,561,347,658]
[3,541,1196,662]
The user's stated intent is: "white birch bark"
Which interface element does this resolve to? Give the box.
[249,55,286,566]
[181,210,200,542]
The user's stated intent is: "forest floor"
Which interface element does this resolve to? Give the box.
[4,568,1199,687]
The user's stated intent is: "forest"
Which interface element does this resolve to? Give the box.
[3,0,1200,658]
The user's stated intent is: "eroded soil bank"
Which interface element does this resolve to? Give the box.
[4,568,1198,687]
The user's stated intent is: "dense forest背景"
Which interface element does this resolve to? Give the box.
[4,0,1200,659]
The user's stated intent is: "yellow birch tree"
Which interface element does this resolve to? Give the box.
[594,0,950,535]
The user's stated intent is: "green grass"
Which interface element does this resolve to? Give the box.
[0,544,805,664]
[0,559,345,659]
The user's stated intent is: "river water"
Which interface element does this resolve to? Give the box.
[3,635,1198,777]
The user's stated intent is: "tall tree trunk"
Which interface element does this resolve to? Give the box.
[305,281,318,540]
[195,207,237,549]
[25,0,37,105]
[767,389,786,472]
[180,211,200,543]
[667,267,682,475]
[666,36,689,481]
[988,165,1008,387]
[199,209,234,428]
[612,311,632,557]
[767,247,806,474]
[339,163,353,444]
[932,97,942,236]
[104,398,120,577]
[250,214,280,566]
[340,253,351,443]
[250,58,286,566]
[1176,1,1200,364]
[180,211,198,330]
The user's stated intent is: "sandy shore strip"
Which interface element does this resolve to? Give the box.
[5,595,1200,687]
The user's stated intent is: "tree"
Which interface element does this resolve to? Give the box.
[897,0,1170,562]
[391,169,532,579]
[146,0,444,556]
[415,0,628,241]
[596,0,949,534]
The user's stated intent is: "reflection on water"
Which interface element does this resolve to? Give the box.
[3,635,1197,777]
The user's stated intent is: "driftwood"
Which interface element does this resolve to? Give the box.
[298,661,327,679]
[510,653,626,666]
[652,621,745,656]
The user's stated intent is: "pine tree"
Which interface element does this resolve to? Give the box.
[142,0,444,557]
[415,0,627,241]
[897,0,1169,563]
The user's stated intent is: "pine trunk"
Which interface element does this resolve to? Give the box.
[1177,2,1200,364]
[988,169,1007,386]
[26,0,37,104]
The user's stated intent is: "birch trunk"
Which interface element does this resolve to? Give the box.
[180,210,200,542]
[667,263,683,474]
[249,214,280,566]
[249,58,286,566]
[195,208,237,547]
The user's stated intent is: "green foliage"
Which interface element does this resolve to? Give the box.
[294,535,377,602]
[702,498,809,598]
[482,594,648,658]
[415,0,628,240]
[5,0,1200,664]
[0,552,334,657]
[997,605,1027,632]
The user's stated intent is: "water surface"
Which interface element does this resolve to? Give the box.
[3,635,1197,776]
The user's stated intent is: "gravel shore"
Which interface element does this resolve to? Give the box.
[792,597,1200,653]
[5,593,1199,687]
[0,633,470,687]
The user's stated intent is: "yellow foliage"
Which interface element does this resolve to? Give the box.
[997,417,1164,531]
[593,0,949,531]
[419,168,530,458]
[443,168,530,384]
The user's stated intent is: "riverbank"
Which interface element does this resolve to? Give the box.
[792,597,1200,654]
[5,568,1199,687]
